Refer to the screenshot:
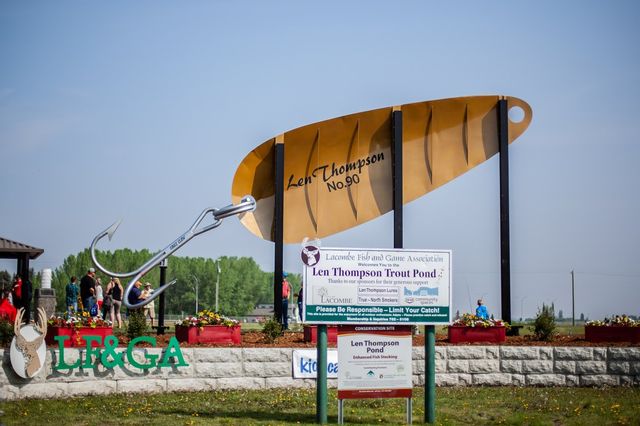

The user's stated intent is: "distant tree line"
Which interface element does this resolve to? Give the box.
[45,249,301,317]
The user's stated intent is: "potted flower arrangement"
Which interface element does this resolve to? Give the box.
[303,325,338,344]
[585,315,640,343]
[175,309,241,345]
[447,313,508,343]
[46,311,113,348]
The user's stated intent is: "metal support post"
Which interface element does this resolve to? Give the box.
[157,258,167,335]
[274,139,285,324]
[498,99,512,324]
[392,109,403,249]
[216,261,221,312]
[425,325,436,423]
[316,324,328,424]
[571,270,575,327]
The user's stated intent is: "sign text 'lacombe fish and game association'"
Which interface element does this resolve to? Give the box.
[303,248,452,324]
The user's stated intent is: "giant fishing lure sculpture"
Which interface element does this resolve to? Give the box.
[233,95,531,242]
[92,95,532,307]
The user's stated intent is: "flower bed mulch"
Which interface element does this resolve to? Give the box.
[57,330,638,348]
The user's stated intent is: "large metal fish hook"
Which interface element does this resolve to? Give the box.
[90,196,256,309]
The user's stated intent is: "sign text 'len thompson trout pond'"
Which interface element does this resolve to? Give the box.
[303,248,452,324]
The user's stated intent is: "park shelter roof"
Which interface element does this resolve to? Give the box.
[0,237,44,260]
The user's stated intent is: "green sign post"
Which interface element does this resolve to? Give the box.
[316,324,328,424]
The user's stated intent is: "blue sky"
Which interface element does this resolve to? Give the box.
[1,1,639,320]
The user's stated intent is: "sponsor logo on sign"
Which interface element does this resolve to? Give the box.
[292,349,338,378]
[301,245,320,267]
[316,287,354,304]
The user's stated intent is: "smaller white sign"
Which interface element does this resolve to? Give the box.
[338,326,412,398]
[292,349,338,379]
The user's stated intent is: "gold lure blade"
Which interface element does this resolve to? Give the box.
[232,95,532,243]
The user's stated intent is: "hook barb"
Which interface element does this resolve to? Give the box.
[106,219,122,241]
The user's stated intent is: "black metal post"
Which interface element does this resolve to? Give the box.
[17,254,29,281]
[18,254,31,323]
[392,109,403,249]
[157,258,167,335]
[16,257,22,280]
[274,140,285,325]
[498,99,512,324]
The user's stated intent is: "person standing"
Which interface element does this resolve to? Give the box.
[65,276,79,314]
[141,283,155,327]
[107,278,123,328]
[95,277,104,312]
[281,272,291,330]
[88,288,98,316]
[127,280,144,312]
[297,286,304,321]
[102,286,112,320]
[476,299,489,319]
[11,275,22,311]
[80,268,96,311]
[101,278,112,320]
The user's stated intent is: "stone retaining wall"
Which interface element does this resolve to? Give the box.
[1,346,638,400]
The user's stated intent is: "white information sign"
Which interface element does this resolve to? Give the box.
[302,247,451,324]
[337,325,413,399]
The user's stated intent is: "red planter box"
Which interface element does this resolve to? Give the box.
[175,325,241,345]
[303,325,338,344]
[448,326,506,343]
[46,326,113,347]
[585,326,640,343]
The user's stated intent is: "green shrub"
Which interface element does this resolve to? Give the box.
[261,316,282,343]
[533,303,556,341]
[0,317,14,347]
[126,309,148,339]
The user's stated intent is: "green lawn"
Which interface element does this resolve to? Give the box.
[1,387,638,425]
[241,322,269,332]
[508,323,586,336]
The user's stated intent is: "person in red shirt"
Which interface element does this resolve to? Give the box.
[282,272,291,330]
[12,275,22,309]
[0,289,17,322]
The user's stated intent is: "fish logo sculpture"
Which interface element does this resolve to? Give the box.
[232,96,532,243]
